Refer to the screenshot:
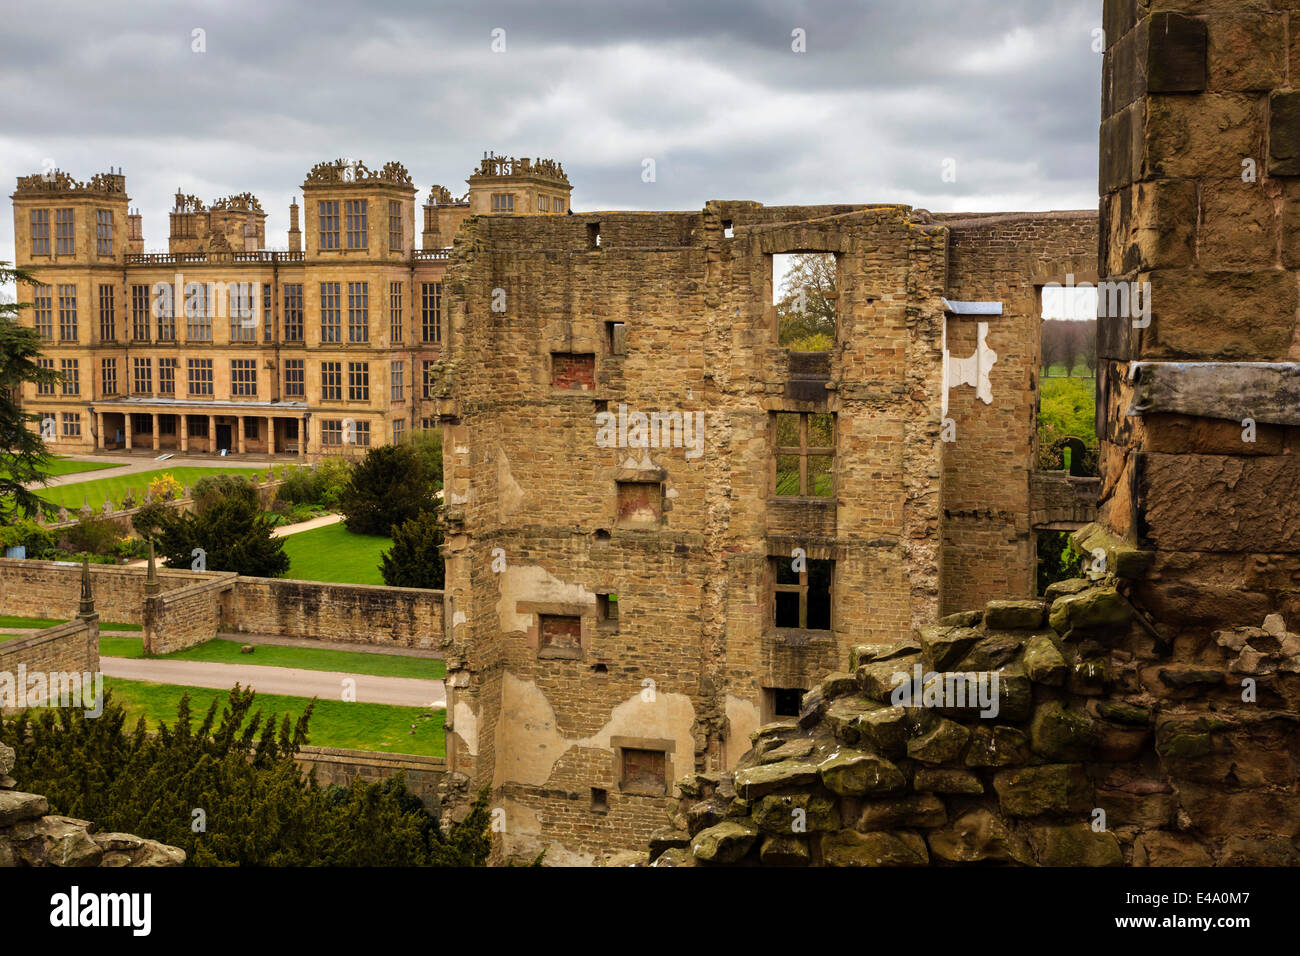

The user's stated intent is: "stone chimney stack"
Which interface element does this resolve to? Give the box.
[127,208,144,253]
[288,199,302,253]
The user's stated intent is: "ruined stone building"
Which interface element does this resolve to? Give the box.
[435,194,1098,860]
[9,155,569,458]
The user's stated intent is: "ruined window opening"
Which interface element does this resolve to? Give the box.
[619,748,667,795]
[597,593,619,625]
[773,252,836,351]
[551,352,596,391]
[587,222,601,248]
[605,321,626,355]
[595,528,612,542]
[590,788,608,812]
[765,687,804,721]
[722,219,734,239]
[616,480,662,527]
[773,412,834,498]
[591,663,609,676]
[538,614,582,659]
[772,557,833,631]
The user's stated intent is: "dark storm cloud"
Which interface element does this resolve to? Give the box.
[0,0,1103,264]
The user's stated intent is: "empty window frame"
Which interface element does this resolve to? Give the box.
[772,557,833,631]
[773,412,834,498]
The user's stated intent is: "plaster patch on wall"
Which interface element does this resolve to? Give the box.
[495,671,696,790]
[724,694,762,768]
[498,798,595,867]
[497,445,525,519]
[496,564,596,634]
[452,699,479,755]
[942,318,998,417]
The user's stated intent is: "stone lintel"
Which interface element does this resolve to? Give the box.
[1127,361,1300,426]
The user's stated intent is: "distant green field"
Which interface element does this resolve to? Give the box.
[38,466,269,511]
[103,677,445,756]
[1044,364,1096,379]
[101,636,444,680]
[282,522,392,586]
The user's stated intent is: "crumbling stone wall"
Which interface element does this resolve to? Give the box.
[439,196,1096,861]
[642,557,1300,867]
[938,212,1098,613]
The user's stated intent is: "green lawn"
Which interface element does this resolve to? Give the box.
[1,456,123,482]
[282,522,393,586]
[1044,364,1097,379]
[103,677,445,756]
[100,636,444,680]
[38,466,272,512]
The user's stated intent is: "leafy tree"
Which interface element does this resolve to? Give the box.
[0,687,492,866]
[0,261,59,520]
[400,427,444,489]
[339,444,437,536]
[155,476,288,577]
[775,253,836,350]
[380,510,446,589]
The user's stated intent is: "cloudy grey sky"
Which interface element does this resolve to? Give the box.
[1,0,1103,265]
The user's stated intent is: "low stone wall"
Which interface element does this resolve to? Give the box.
[0,620,99,715]
[1031,472,1101,531]
[295,746,447,809]
[0,558,208,625]
[143,574,237,655]
[1,560,444,652]
[230,577,444,649]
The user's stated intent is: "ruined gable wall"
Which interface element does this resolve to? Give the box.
[939,212,1098,614]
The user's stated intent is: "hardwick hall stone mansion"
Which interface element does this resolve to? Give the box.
[9,155,572,457]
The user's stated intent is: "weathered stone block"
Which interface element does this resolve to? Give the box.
[1206,14,1286,92]
[1197,180,1278,268]
[1024,634,1068,685]
[1027,823,1123,866]
[1132,831,1213,866]
[733,761,821,799]
[906,718,970,764]
[691,821,759,863]
[820,829,928,867]
[1029,701,1099,761]
[751,791,839,834]
[1146,269,1297,360]
[1269,91,1300,176]
[983,600,1047,630]
[927,808,1032,864]
[1050,587,1131,635]
[0,791,48,828]
[1144,94,1262,181]
[993,764,1092,816]
[1145,13,1207,93]
[913,768,984,794]
[818,751,906,796]
[855,794,947,831]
